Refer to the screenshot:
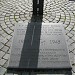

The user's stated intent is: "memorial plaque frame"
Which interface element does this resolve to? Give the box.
[7,22,72,74]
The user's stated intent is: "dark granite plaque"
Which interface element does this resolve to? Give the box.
[8,21,71,70]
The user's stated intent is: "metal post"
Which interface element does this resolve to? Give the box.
[33,0,37,15]
[39,0,44,15]
[33,0,44,15]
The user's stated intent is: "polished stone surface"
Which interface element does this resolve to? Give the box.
[8,23,71,69]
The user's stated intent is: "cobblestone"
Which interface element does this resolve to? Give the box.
[1,46,9,53]
[3,54,9,60]
[0,51,5,59]
[0,0,75,74]
[0,43,4,49]
[0,66,6,75]
[0,59,6,66]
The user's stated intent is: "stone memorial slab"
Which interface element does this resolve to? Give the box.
[8,22,71,71]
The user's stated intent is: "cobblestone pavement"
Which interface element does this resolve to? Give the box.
[0,0,75,75]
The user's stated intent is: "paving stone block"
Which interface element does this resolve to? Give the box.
[72,35,75,41]
[73,27,75,31]
[69,52,74,64]
[1,38,8,44]
[70,31,75,36]
[2,46,9,52]
[3,54,9,60]
[14,16,19,18]
[67,33,73,38]
[0,66,6,75]
[2,33,8,38]
[6,22,11,25]
[0,59,6,65]
[0,30,4,34]
[7,49,11,54]
[73,65,75,73]
[0,42,4,49]
[3,60,9,68]
[2,25,7,29]
[66,25,73,31]
[2,13,6,16]
[0,18,4,21]
[0,51,5,59]
[4,28,12,33]
[10,16,14,19]
[6,35,12,40]
[68,38,74,43]
[5,14,10,17]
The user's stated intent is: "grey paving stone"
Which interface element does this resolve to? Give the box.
[70,23,74,26]
[14,16,19,18]
[1,25,7,29]
[52,20,58,23]
[0,66,6,75]
[3,60,9,68]
[7,24,13,27]
[0,18,4,21]
[1,46,9,52]
[72,35,75,41]
[6,35,12,40]
[65,21,70,25]
[5,14,10,17]
[0,30,5,34]
[73,65,75,73]
[0,28,2,31]
[60,19,65,22]
[67,39,74,45]
[7,49,11,54]
[55,17,59,21]
[73,27,75,31]
[3,54,9,60]
[6,22,11,25]
[0,51,5,59]
[4,29,12,35]
[10,14,14,16]
[2,13,6,16]
[66,25,73,31]
[2,33,8,38]
[67,33,73,38]
[0,42,4,49]
[61,14,65,17]
[10,16,14,19]
[6,41,12,47]
[1,38,8,44]
[0,59,6,66]
[69,52,74,64]
[69,44,75,52]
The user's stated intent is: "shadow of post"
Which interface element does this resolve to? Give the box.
[19,15,43,71]
[19,0,44,69]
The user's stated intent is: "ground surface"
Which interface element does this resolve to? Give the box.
[0,0,75,75]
